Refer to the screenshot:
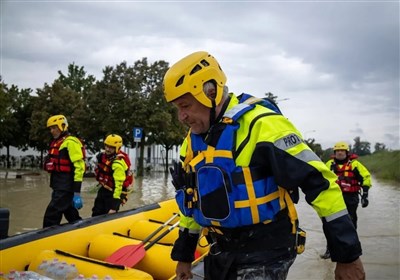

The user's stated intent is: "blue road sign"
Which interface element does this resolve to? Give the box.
[133,127,143,142]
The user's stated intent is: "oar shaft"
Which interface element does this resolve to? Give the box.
[144,220,180,250]
[141,213,179,244]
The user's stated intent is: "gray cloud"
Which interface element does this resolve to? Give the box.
[1,0,398,150]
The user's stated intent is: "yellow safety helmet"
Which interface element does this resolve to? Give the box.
[104,134,123,152]
[163,51,227,108]
[47,115,68,132]
[333,141,349,151]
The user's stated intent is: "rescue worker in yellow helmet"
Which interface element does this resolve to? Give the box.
[320,141,372,259]
[92,134,132,216]
[43,115,85,227]
[164,51,365,279]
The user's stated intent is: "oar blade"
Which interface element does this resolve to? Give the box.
[122,245,146,267]
[105,213,180,267]
[105,243,144,265]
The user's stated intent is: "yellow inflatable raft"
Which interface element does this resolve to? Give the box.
[0,199,209,280]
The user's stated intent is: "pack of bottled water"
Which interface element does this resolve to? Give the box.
[37,258,85,280]
[1,270,52,280]
[1,258,114,280]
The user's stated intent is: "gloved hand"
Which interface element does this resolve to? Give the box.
[121,193,128,205]
[169,161,186,190]
[361,192,369,208]
[73,193,83,209]
[361,186,369,208]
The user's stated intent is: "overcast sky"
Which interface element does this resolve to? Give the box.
[1,0,399,151]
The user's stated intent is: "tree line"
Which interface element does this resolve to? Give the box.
[0,59,187,175]
[1,60,389,175]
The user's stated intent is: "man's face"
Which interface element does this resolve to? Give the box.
[49,125,62,139]
[105,144,116,156]
[334,149,347,160]
[172,93,211,134]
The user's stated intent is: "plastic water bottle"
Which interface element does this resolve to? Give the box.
[18,271,28,280]
[89,275,98,280]
[45,261,58,278]
[37,260,49,276]
[65,263,79,280]
[21,271,42,280]
[72,274,85,280]
[53,265,67,280]
[5,270,19,280]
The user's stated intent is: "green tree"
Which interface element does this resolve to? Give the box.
[57,63,96,95]
[0,78,33,167]
[29,81,87,155]
[304,138,323,158]
[129,58,186,176]
[145,77,187,172]
[321,148,334,163]
[352,136,371,156]
[56,63,96,151]
[374,142,387,153]
[29,64,96,161]
[84,61,142,154]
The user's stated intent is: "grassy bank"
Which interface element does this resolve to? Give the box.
[359,150,400,184]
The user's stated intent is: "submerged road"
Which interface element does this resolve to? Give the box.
[1,172,399,279]
[287,177,399,280]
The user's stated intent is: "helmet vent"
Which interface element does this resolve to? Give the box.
[190,64,202,75]
[176,75,185,87]
[200,59,210,67]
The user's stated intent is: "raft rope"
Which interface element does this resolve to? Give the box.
[55,249,126,269]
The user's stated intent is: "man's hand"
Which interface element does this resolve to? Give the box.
[335,258,365,280]
[169,161,186,190]
[361,186,369,208]
[176,261,193,280]
[121,193,128,205]
[73,193,83,209]
[361,193,369,208]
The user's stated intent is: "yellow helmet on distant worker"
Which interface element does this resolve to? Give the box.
[104,134,123,152]
[46,115,68,132]
[163,51,227,108]
[333,141,349,151]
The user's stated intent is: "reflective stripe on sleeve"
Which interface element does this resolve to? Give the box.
[274,133,321,163]
[324,209,349,222]
[179,227,201,234]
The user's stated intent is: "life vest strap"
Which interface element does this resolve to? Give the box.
[206,212,294,253]
[231,166,267,185]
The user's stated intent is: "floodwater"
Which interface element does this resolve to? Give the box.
[0,171,399,280]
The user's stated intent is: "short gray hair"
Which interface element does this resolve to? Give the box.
[203,81,229,99]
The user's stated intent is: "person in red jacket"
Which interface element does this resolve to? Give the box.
[92,134,133,216]
[43,115,85,227]
[321,141,372,259]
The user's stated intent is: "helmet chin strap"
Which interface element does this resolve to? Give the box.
[209,99,216,129]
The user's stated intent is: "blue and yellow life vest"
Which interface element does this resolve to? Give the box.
[176,98,284,228]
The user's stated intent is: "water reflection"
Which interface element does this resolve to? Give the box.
[0,170,175,236]
[1,171,399,279]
